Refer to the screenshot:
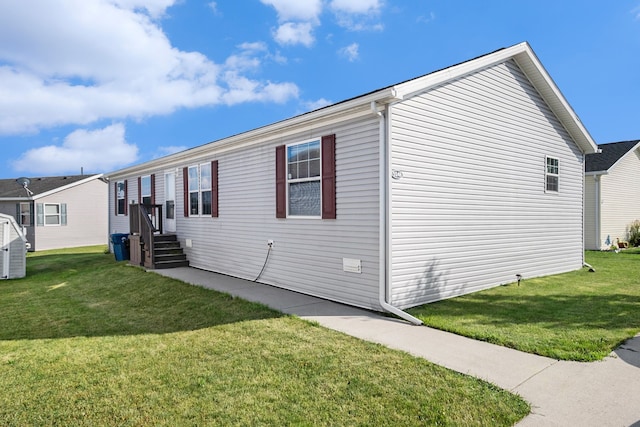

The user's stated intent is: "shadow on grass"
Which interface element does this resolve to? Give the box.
[0,252,284,341]
[414,292,640,331]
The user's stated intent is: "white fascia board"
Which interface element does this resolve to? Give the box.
[585,171,607,176]
[394,42,598,155]
[106,89,400,179]
[392,43,532,99]
[511,44,598,154]
[31,174,104,199]
[0,197,30,201]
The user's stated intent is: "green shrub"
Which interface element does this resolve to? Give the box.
[628,220,640,247]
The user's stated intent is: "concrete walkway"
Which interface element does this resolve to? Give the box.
[154,267,640,426]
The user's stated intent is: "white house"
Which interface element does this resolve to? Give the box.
[106,42,597,323]
[0,175,109,251]
[584,140,640,250]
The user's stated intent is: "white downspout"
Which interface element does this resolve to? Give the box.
[374,101,423,325]
[594,174,601,249]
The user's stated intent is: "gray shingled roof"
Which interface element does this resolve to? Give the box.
[585,140,640,173]
[0,175,97,198]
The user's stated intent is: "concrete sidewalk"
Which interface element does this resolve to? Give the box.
[154,267,640,426]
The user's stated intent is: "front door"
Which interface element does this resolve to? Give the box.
[1,219,9,279]
[164,171,176,233]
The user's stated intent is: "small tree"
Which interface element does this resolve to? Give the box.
[628,220,640,247]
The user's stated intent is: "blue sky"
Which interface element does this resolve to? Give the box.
[1,1,639,179]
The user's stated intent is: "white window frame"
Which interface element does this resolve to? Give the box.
[44,203,61,226]
[545,156,559,193]
[19,202,32,226]
[200,163,212,216]
[116,181,126,215]
[187,163,212,217]
[286,138,322,218]
[140,175,152,205]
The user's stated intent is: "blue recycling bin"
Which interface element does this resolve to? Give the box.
[111,233,130,261]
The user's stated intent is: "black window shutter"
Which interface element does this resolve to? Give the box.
[211,160,219,218]
[114,182,118,216]
[321,134,336,219]
[124,180,128,216]
[183,167,189,217]
[150,174,156,205]
[275,145,286,218]
[137,176,142,204]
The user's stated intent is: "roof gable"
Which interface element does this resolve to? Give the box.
[0,174,104,199]
[107,42,598,178]
[586,140,640,173]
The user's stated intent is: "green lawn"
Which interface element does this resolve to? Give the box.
[408,249,640,362]
[0,246,529,426]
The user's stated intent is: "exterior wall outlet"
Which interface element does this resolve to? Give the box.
[267,239,274,246]
[185,238,192,248]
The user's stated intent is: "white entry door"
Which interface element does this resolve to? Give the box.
[164,171,176,233]
[1,220,9,279]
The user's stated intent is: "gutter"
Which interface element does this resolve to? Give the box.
[374,101,423,326]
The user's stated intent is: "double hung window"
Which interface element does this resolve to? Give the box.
[44,204,61,226]
[19,202,32,226]
[188,163,212,216]
[287,139,321,217]
[275,134,336,219]
[116,181,126,215]
[545,157,559,192]
[140,175,152,205]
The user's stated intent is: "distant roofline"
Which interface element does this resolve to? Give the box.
[585,140,640,174]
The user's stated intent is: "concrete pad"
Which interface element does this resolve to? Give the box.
[152,266,640,426]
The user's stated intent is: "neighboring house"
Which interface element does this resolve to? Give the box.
[0,175,108,251]
[0,213,26,279]
[107,42,597,320]
[584,140,640,250]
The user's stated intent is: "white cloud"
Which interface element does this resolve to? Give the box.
[338,43,360,61]
[304,98,333,111]
[260,0,322,23]
[110,0,176,19]
[0,1,299,136]
[330,0,384,31]
[155,145,189,158]
[417,12,436,24]
[208,1,219,14]
[273,22,316,46]
[330,0,382,15]
[260,0,322,47]
[12,124,139,175]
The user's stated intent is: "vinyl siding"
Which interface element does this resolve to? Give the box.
[0,215,26,279]
[109,116,382,310]
[389,60,585,308]
[599,148,640,246]
[35,179,108,251]
[109,180,135,235]
[0,202,34,248]
[584,175,599,250]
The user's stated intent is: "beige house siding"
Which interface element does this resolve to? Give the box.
[599,148,640,247]
[36,179,108,251]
